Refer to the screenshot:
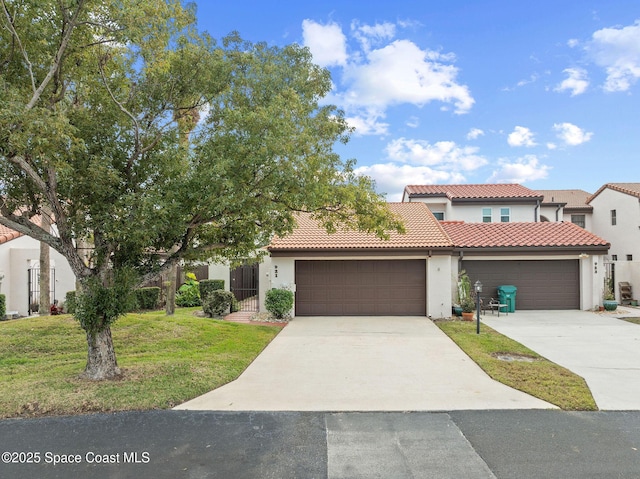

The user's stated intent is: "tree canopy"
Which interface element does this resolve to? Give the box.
[0,0,403,379]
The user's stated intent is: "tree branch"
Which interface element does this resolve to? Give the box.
[0,0,36,93]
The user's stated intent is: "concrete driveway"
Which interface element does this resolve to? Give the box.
[483,309,640,410]
[175,316,554,411]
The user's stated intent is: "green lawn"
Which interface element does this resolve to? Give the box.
[0,308,281,418]
[436,320,597,411]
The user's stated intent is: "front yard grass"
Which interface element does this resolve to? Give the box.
[0,308,281,419]
[436,320,597,411]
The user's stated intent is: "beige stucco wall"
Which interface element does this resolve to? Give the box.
[207,262,231,291]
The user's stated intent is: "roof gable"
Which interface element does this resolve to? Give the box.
[268,203,453,251]
[588,183,640,203]
[0,223,22,245]
[404,184,543,201]
[441,221,609,249]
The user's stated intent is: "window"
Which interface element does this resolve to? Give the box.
[500,207,510,223]
[612,255,618,261]
[611,209,617,226]
[571,215,586,228]
[432,212,444,221]
[482,208,492,223]
[628,255,633,261]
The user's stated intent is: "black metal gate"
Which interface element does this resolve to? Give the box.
[27,268,56,315]
[230,264,259,311]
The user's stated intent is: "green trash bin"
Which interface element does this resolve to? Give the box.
[497,285,517,313]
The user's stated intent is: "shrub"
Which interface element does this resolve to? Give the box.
[135,287,160,310]
[203,290,236,317]
[176,273,201,307]
[65,291,76,314]
[265,288,294,319]
[0,294,5,319]
[199,279,224,303]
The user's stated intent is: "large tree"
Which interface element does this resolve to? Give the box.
[0,0,402,380]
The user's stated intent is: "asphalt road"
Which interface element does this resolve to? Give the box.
[1,410,640,479]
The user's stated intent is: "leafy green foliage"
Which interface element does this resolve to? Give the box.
[0,1,403,378]
[134,287,160,310]
[74,271,138,334]
[202,290,236,317]
[199,279,225,302]
[265,289,294,319]
[0,294,5,319]
[64,291,76,314]
[175,273,201,307]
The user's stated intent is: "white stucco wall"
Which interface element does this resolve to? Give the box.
[539,205,564,222]
[1,236,76,316]
[207,262,231,291]
[590,188,640,261]
[408,197,538,223]
[611,261,640,303]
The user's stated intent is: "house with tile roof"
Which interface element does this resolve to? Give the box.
[0,222,76,317]
[402,184,545,223]
[263,202,609,317]
[536,189,593,229]
[587,183,640,302]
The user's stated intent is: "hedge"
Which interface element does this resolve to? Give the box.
[135,287,161,310]
[65,291,76,314]
[199,279,225,302]
[265,288,294,319]
[0,294,5,319]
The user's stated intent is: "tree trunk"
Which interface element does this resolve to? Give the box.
[83,327,121,380]
[39,210,52,315]
[39,242,51,315]
[165,264,177,316]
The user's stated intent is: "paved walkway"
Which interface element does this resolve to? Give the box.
[483,308,640,410]
[175,316,554,411]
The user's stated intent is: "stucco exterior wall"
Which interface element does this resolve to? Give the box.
[611,261,640,303]
[207,262,231,291]
[590,188,640,261]
[539,205,565,222]
[407,197,538,222]
[1,236,76,316]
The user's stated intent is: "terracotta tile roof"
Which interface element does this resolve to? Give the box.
[404,183,542,200]
[588,183,640,203]
[0,223,22,245]
[268,203,453,250]
[441,221,609,249]
[536,189,593,211]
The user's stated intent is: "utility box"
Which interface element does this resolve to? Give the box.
[497,285,517,313]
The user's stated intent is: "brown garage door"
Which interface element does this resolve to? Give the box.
[462,260,580,310]
[295,260,426,316]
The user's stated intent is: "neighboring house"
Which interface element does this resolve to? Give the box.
[536,189,593,228]
[402,184,545,223]
[587,183,640,301]
[0,223,76,317]
[263,202,609,317]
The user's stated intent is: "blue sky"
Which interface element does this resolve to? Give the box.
[194,1,640,201]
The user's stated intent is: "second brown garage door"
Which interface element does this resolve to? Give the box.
[295,260,426,316]
[462,260,580,310]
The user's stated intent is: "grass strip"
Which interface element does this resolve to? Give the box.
[0,308,281,418]
[436,320,597,411]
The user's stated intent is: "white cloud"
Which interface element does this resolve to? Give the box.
[488,155,551,183]
[553,122,593,145]
[338,39,474,115]
[546,142,557,150]
[466,128,484,140]
[588,20,640,92]
[507,126,537,147]
[567,38,580,48]
[351,20,396,52]
[302,19,348,67]
[354,163,465,201]
[406,116,420,128]
[555,67,589,96]
[385,137,488,171]
[345,110,389,136]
